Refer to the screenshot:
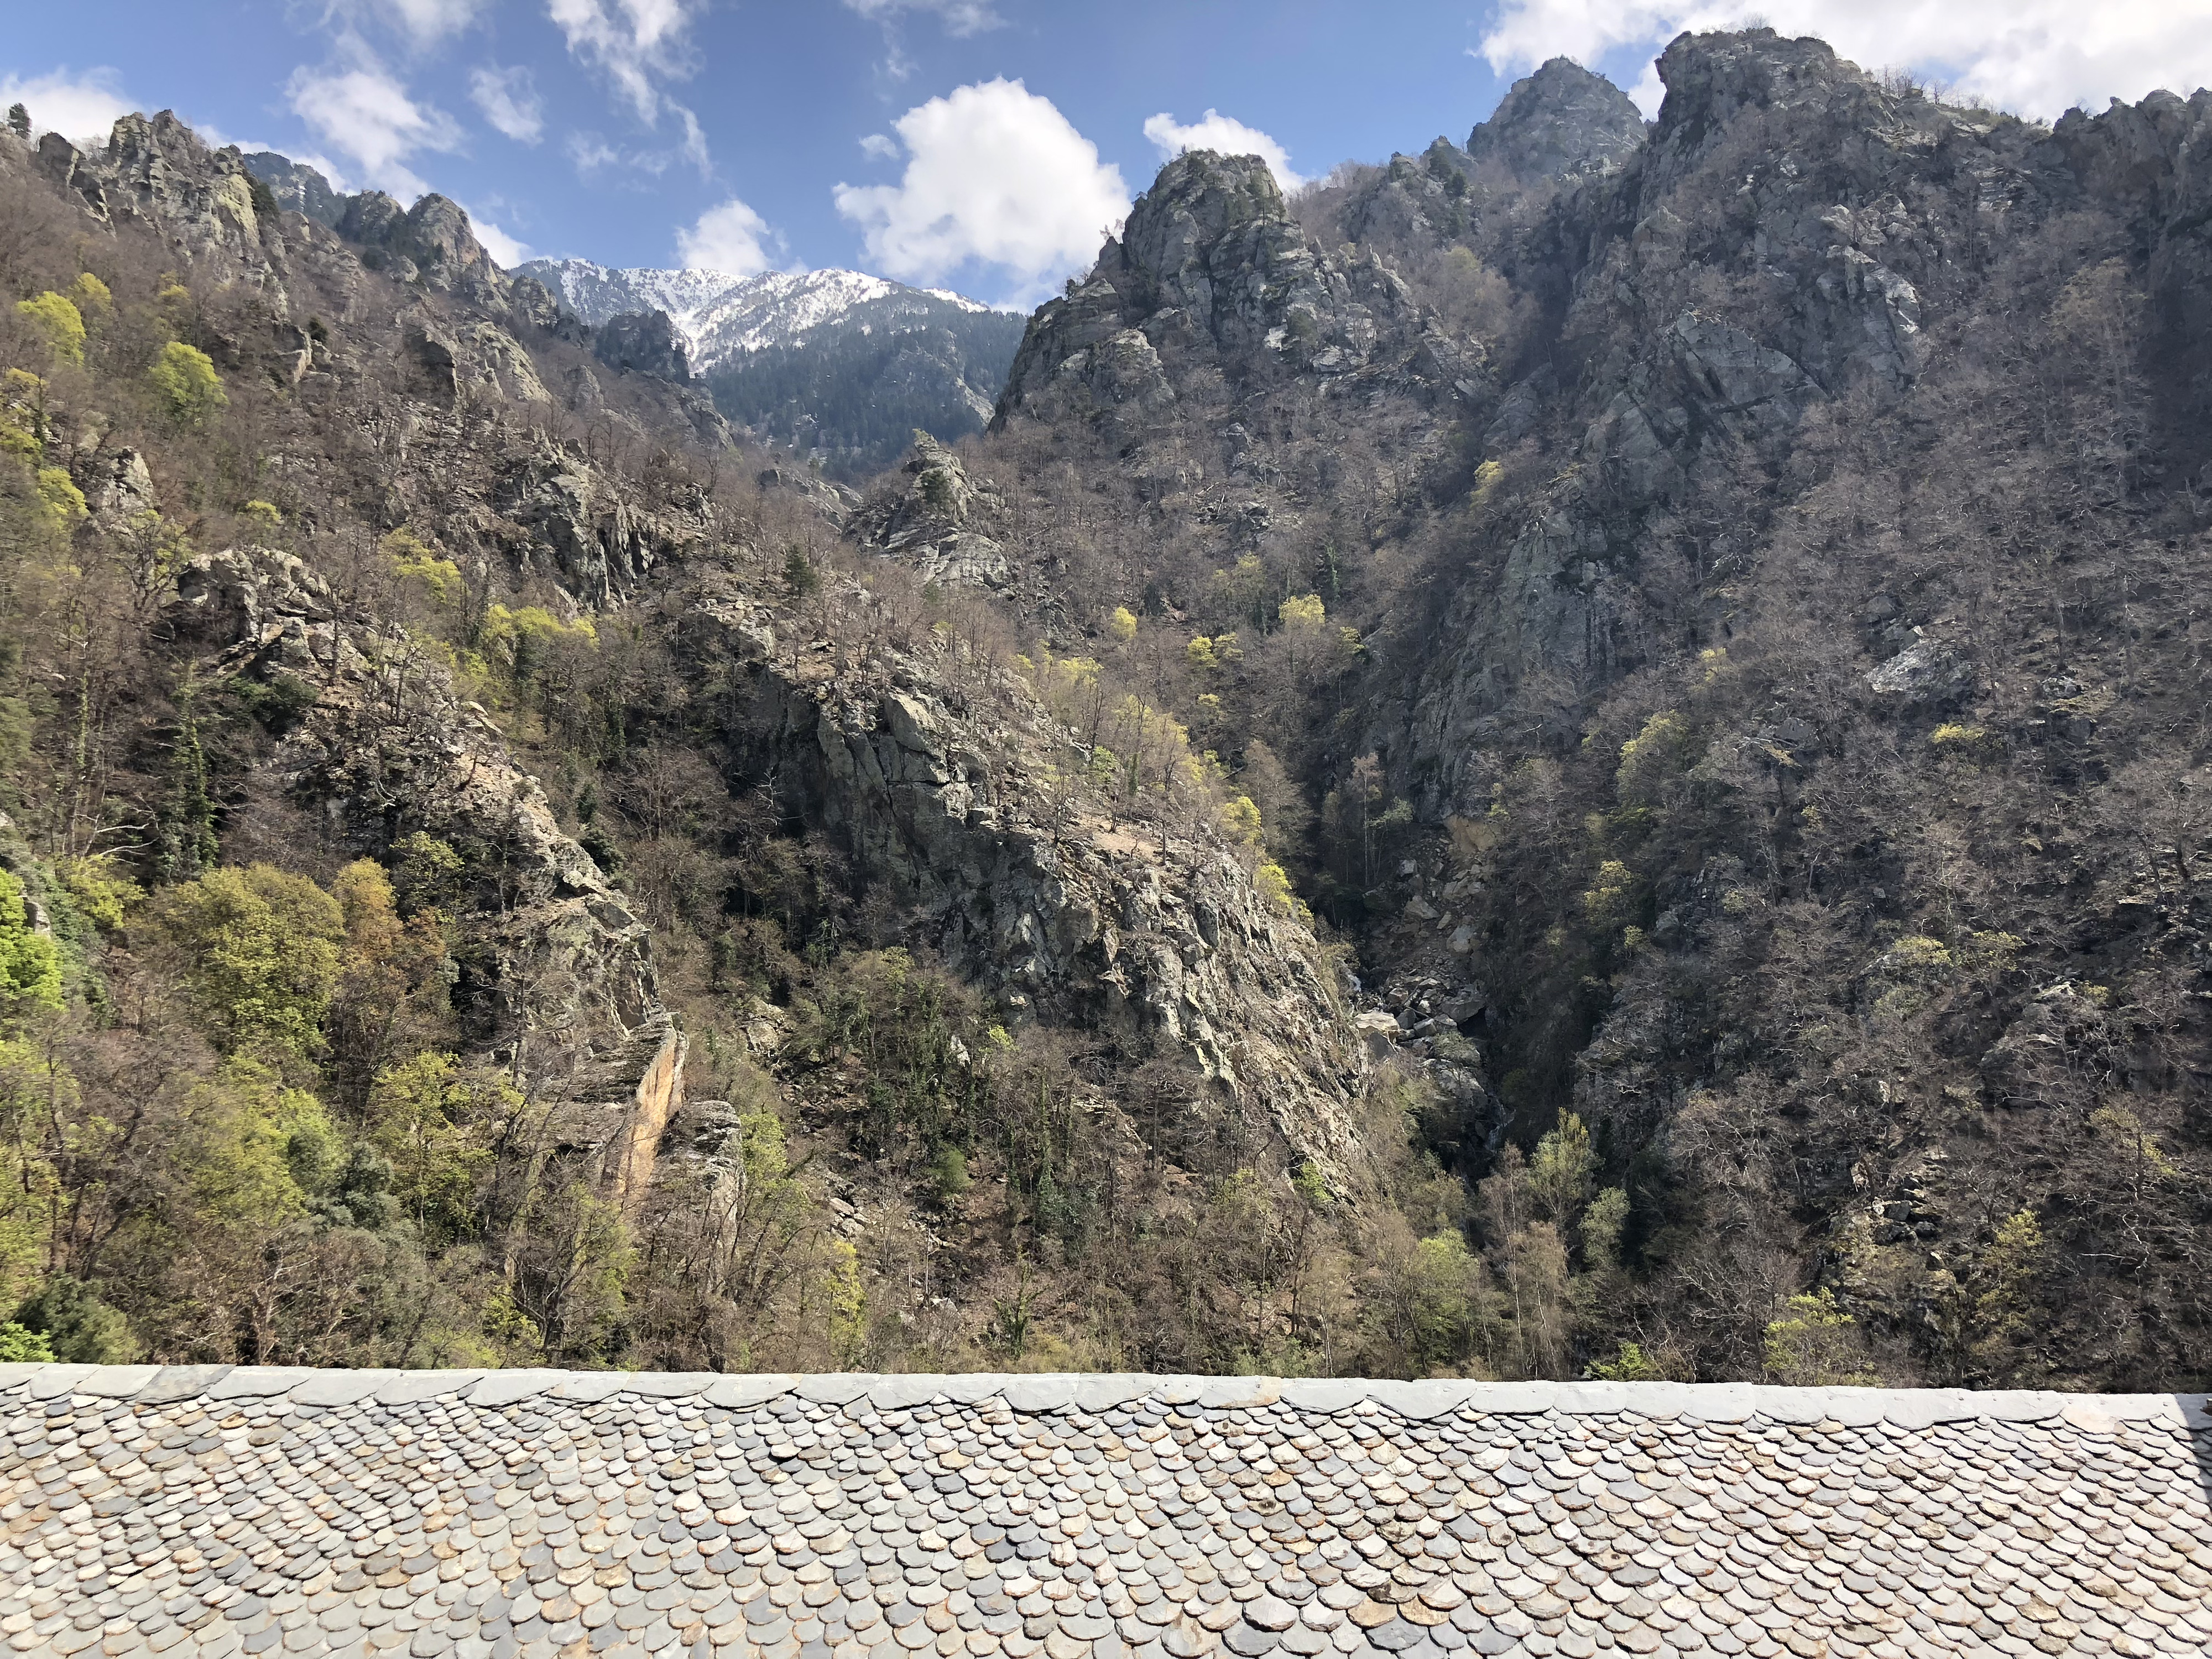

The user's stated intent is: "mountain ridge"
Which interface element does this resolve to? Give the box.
[515,259,1006,368]
[2,31,2208,1393]
[521,258,1026,474]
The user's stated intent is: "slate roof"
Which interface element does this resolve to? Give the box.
[2,1369,2208,1659]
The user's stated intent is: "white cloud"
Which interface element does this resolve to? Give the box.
[833,78,1129,302]
[1143,108,1305,190]
[0,66,136,146]
[567,132,622,174]
[467,210,530,265]
[1478,0,2212,121]
[470,65,543,143]
[859,132,900,160]
[672,102,708,174]
[546,0,700,131]
[675,197,786,276]
[285,51,462,197]
[372,0,486,45]
[842,0,1002,38]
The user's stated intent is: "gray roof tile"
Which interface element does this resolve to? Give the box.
[1,1370,2205,1658]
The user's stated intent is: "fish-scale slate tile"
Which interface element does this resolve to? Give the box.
[0,1374,2206,1659]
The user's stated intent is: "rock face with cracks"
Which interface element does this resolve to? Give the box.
[995,152,1475,432]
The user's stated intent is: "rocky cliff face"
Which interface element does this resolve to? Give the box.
[593,309,692,383]
[868,30,2212,1386]
[8,98,1390,1218]
[1398,32,2042,803]
[1464,56,1650,185]
[163,544,684,1197]
[848,433,1011,591]
[678,572,1380,1186]
[995,152,1474,432]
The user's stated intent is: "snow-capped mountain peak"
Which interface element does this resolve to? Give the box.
[517,259,1003,374]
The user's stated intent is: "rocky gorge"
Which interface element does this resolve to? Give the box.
[0,27,2203,1391]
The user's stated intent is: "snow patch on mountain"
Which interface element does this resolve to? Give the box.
[518,260,1003,374]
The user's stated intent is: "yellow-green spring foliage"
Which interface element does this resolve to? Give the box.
[15,293,85,367]
[1762,1288,1880,1386]
[58,857,141,933]
[1,369,46,459]
[150,864,345,1058]
[33,468,85,533]
[481,603,596,670]
[0,871,61,1010]
[382,528,465,606]
[148,341,226,424]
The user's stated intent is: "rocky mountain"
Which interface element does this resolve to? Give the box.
[1460,55,1650,184]
[936,31,2212,1392]
[2,28,2208,1395]
[233,150,1023,471]
[0,98,1431,1378]
[520,259,1027,474]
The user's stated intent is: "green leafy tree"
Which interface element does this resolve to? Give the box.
[13,1274,138,1363]
[0,870,62,1011]
[1527,1110,1598,1223]
[367,1051,516,1243]
[58,857,140,933]
[0,1322,54,1361]
[156,685,220,880]
[1585,1340,1668,1380]
[180,1059,341,1232]
[1762,1290,1881,1386]
[824,1238,869,1369]
[33,468,85,534]
[148,341,227,424]
[150,864,346,1058]
[14,293,85,367]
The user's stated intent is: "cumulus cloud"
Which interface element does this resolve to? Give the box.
[675,198,787,275]
[470,65,544,143]
[842,0,1003,36]
[467,211,531,266]
[546,0,700,128]
[1478,0,2212,119]
[0,67,137,146]
[285,51,462,198]
[833,78,1129,302]
[1143,109,1305,190]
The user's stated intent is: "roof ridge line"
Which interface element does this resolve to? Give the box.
[2,1364,2205,1430]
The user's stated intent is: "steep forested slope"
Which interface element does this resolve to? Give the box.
[900,33,2212,1392]
[0,107,1459,1379]
[2,26,2207,1394]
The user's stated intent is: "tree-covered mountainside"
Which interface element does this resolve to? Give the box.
[1,28,2207,1394]
[700,306,1027,478]
[0,102,1460,1378]
[888,36,2212,1392]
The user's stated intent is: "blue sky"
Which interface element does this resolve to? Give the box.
[6,1,2209,307]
